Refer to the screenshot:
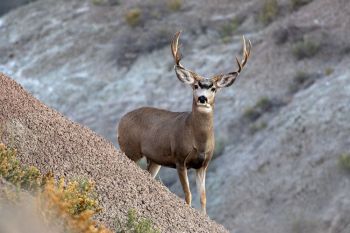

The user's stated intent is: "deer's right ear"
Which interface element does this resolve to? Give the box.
[175,66,195,85]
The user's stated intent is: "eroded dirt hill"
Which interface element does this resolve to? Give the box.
[1,0,350,232]
[0,73,228,233]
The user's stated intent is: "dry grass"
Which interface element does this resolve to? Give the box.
[292,38,320,59]
[0,141,159,233]
[125,8,142,27]
[338,153,350,171]
[259,0,278,25]
[167,0,183,12]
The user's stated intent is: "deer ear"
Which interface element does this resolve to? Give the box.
[215,73,239,88]
[175,66,195,85]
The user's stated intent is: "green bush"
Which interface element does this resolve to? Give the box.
[116,209,159,233]
[289,70,318,93]
[92,0,105,5]
[167,0,183,11]
[292,38,320,59]
[125,8,142,27]
[219,18,239,43]
[213,137,226,159]
[243,97,274,122]
[0,143,41,191]
[1,141,159,233]
[324,67,334,76]
[338,153,350,171]
[290,0,313,10]
[259,0,278,25]
[0,141,110,233]
[250,122,267,134]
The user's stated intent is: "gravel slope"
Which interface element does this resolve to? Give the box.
[0,73,228,233]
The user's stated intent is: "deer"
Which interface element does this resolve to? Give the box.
[117,32,251,214]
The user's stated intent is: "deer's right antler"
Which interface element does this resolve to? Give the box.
[171,31,183,68]
[234,36,251,74]
[171,31,203,84]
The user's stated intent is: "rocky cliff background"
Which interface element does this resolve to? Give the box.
[1,0,350,232]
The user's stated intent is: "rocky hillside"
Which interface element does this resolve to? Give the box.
[1,0,350,232]
[0,73,227,233]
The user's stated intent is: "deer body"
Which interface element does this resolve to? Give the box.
[117,32,251,213]
[118,106,214,169]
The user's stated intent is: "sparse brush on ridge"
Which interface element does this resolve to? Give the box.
[167,0,183,12]
[250,122,267,134]
[0,143,41,191]
[125,8,142,27]
[259,0,278,25]
[243,97,275,122]
[292,37,320,59]
[289,70,319,94]
[219,18,239,43]
[290,0,313,10]
[338,153,350,171]
[213,137,226,159]
[115,209,160,233]
[0,142,158,233]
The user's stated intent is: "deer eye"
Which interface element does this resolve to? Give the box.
[211,87,216,92]
[194,85,199,89]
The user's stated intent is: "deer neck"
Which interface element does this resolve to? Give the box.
[189,102,214,152]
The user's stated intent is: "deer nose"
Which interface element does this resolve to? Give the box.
[198,96,207,104]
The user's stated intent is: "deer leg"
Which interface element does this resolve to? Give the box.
[177,165,192,206]
[196,167,207,214]
[147,161,161,179]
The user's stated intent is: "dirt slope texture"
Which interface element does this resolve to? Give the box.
[0,73,228,233]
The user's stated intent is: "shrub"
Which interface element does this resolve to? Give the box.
[292,38,320,59]
[219,18,239,43]
[338,153,350,171]
[250,122,267,134]
[39,177,110,233]
[116,209,159,233]
[290,0,313,10]
[243,97,274,122]
[259,0,278,25]
[255,97,274,112]
[167,0,183,11]
[289,70,319,93]
[0,143,41,191]
[213,137,226,159]
[0,141,110,233]
[92,0,105,5]
[125,8,142,27]
[324,67,334,76]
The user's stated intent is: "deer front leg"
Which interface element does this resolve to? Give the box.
[176,165,192,206]
[196,167,207,214]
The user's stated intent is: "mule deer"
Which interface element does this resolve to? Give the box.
[117,32,251,214]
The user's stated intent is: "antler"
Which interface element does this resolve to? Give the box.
[234,36,252,74]
[171,31,183,68]
[212,36,252,88]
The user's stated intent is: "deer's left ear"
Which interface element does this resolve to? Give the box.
[214,73,239,88]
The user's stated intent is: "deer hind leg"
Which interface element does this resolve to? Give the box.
[176,165,192,206]
[196,167,207,214]
[147,160,161,178]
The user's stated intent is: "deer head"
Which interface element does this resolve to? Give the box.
[171,31,251,113]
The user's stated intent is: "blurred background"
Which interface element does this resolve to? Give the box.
[1,0,350,232]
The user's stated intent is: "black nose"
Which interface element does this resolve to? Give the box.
[198,96,207,104]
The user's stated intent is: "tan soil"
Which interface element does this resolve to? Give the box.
[0,73,228,233]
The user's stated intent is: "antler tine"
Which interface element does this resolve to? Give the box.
[234,36,251,74]
[171,31,183,68]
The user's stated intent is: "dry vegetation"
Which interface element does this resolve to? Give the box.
[259,0,278,25]
[0,142,159,233]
